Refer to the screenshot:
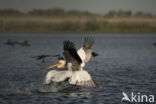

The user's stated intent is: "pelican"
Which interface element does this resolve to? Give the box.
[44,37,98,87]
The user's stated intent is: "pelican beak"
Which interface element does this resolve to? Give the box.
[47,63,60,69]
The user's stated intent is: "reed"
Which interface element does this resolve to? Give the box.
[0,16,156,33]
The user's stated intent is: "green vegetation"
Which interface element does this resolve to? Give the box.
[0,8,156,33]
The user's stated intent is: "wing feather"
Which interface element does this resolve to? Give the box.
[83,37,94,49]
[63,40,82,66]
[69,71,98,87]
[44,70,72,84]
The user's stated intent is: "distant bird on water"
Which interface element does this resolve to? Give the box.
[5,39,30,47]
[5,39,18,47]
[18,40,30,47]
[44,37,99,87]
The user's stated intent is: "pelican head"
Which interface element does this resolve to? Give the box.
[47,57,65,69]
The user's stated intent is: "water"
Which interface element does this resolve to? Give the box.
[0,33,156,104]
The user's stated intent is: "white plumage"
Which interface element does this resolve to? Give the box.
[44,70,72,84]
[77,48,86,67]
[69,70,95,86]
[77,47,92,67]
[44,70,96,87]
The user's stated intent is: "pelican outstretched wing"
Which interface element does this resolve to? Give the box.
[77,37,95,66]
[44,70,98,87]
[32,54,62,60]
[63,40,82,68]
[44,70,72,84]
[69,70,99,87]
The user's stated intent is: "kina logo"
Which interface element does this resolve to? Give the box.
[121,92,154,103]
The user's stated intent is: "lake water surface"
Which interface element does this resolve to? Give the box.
[0,33,156,104]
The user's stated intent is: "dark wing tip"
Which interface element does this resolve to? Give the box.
[63,40,82,64]
[32,55,51,60]
[85,36,94,44]
[63,40,75,50]
[92,52,98,57]
[84,36,94,49]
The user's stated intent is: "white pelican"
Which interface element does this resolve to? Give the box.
[44,37,98,87]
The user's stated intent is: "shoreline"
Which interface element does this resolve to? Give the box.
[0,32,156,35]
